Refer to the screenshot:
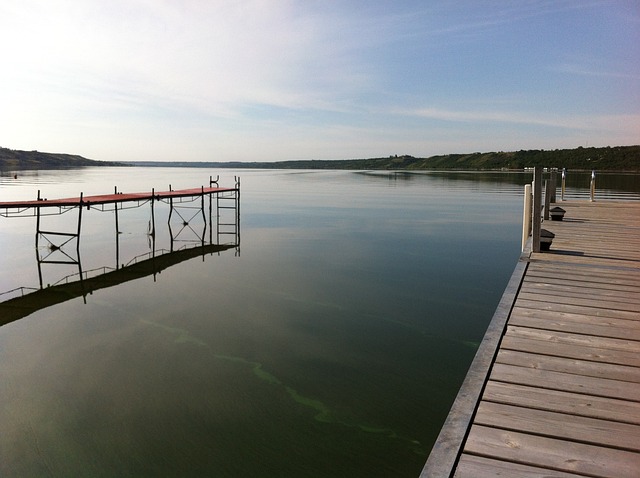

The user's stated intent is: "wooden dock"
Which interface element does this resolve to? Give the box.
[0,179,241,297]
[422,200,640,477]
[0,185,237,214]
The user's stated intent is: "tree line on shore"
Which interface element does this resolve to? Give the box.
[0,147,120,169]
[2,145,638,171]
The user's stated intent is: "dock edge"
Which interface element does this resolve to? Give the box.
[419,239,532,477]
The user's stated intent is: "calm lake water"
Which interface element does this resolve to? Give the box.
[0,168,637,477]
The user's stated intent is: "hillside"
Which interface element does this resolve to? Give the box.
[128,145,639,171]
[254,145,639,171]
[0,147,121,169]
[3,145,638,171]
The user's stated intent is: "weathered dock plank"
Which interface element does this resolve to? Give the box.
[463,425,640,478]
[524,269,640,288]
[500,335,640,367]
[505,326,640,353]
[513,298,640,320]
[483,381,640,425]
[496,349,640,383]
[454,454,587,477]
[509,309,640,341]
[421,201,640,477]
[490,362,640,401]
[516,292,640,311]
[474,401,640,452]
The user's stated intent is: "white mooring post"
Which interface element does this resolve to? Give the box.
[532,167,542,253]
[522,183,532,251]
[590,170,596,202]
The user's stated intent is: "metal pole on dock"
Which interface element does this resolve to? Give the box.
[590,170,596,202]
[561,168,566,201]
[114,187,120,269]
[544,180,551,221]
[209,190,213,245]
[150,188,156,238]
[216,190,220,245]
[236,177,241,246]
[35,190,41,249]
[150,188,156,261]
[35,191,43,288]
[77,193,83,256]
[200,186,206,247]
[532,168,542,253]
[76,193,84,297]
[168,192,174,251]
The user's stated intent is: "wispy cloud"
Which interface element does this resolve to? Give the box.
[0,0,374,117]
[401,106,640,134]
[555,63,640,81]
[0,0,636,161]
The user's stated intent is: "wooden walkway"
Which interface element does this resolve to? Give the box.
[422,201,640,477]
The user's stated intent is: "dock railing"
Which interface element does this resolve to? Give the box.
[522,167,599,253]
[560,168,597,202]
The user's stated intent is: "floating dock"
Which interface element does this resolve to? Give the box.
[0,177,240,300]
[422,200,640,477]
[0,183,238,215]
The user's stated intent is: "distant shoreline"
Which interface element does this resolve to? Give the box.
[2,145,639,172]
[0,147,121,170]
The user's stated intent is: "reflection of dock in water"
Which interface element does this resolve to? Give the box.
[0,243,237,327]
[0,177,240,325]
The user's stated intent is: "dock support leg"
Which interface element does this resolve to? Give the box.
[201,186,206,247]
[114,188,120,269]
[35,202,44,289]
[150,189,156,239]
[237,178,241,243]
[209,192,213,245]
[150,191,156,259]
[115,205,120,269]
[76,193,83,257]
[168,194,174,252]
[77,196,84,299]
[216,192,220,245]
[35,198,41,250]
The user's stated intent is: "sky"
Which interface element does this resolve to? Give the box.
[1,0,639,162]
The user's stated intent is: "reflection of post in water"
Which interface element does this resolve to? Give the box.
[1,242,238,327]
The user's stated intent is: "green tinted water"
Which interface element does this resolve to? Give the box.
[1,168,635,476]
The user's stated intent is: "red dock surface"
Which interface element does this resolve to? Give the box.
[0,186,237,210]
